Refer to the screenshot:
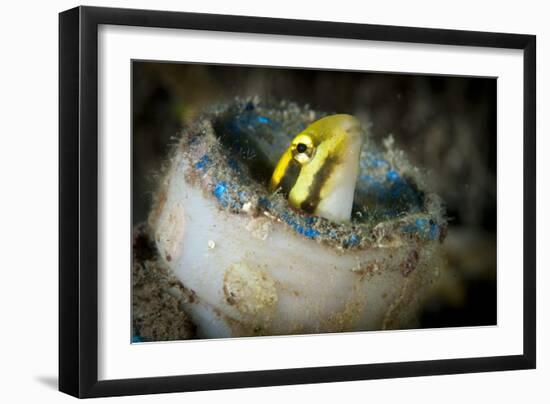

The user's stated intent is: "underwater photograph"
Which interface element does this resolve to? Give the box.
[131,61,497,342]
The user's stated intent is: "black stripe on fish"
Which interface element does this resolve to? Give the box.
[300,155,339,214]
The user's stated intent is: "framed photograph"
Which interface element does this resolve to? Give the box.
[59,6,536,398]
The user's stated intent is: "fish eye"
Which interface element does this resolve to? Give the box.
[292,136,315,164]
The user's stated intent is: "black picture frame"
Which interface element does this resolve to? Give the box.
[59,5,536,398]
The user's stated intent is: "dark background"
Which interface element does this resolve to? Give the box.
[132,61,497,329]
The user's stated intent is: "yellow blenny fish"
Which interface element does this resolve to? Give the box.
[269,114,363,222]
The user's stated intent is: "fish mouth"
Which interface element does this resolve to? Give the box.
[337,114,361,133]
